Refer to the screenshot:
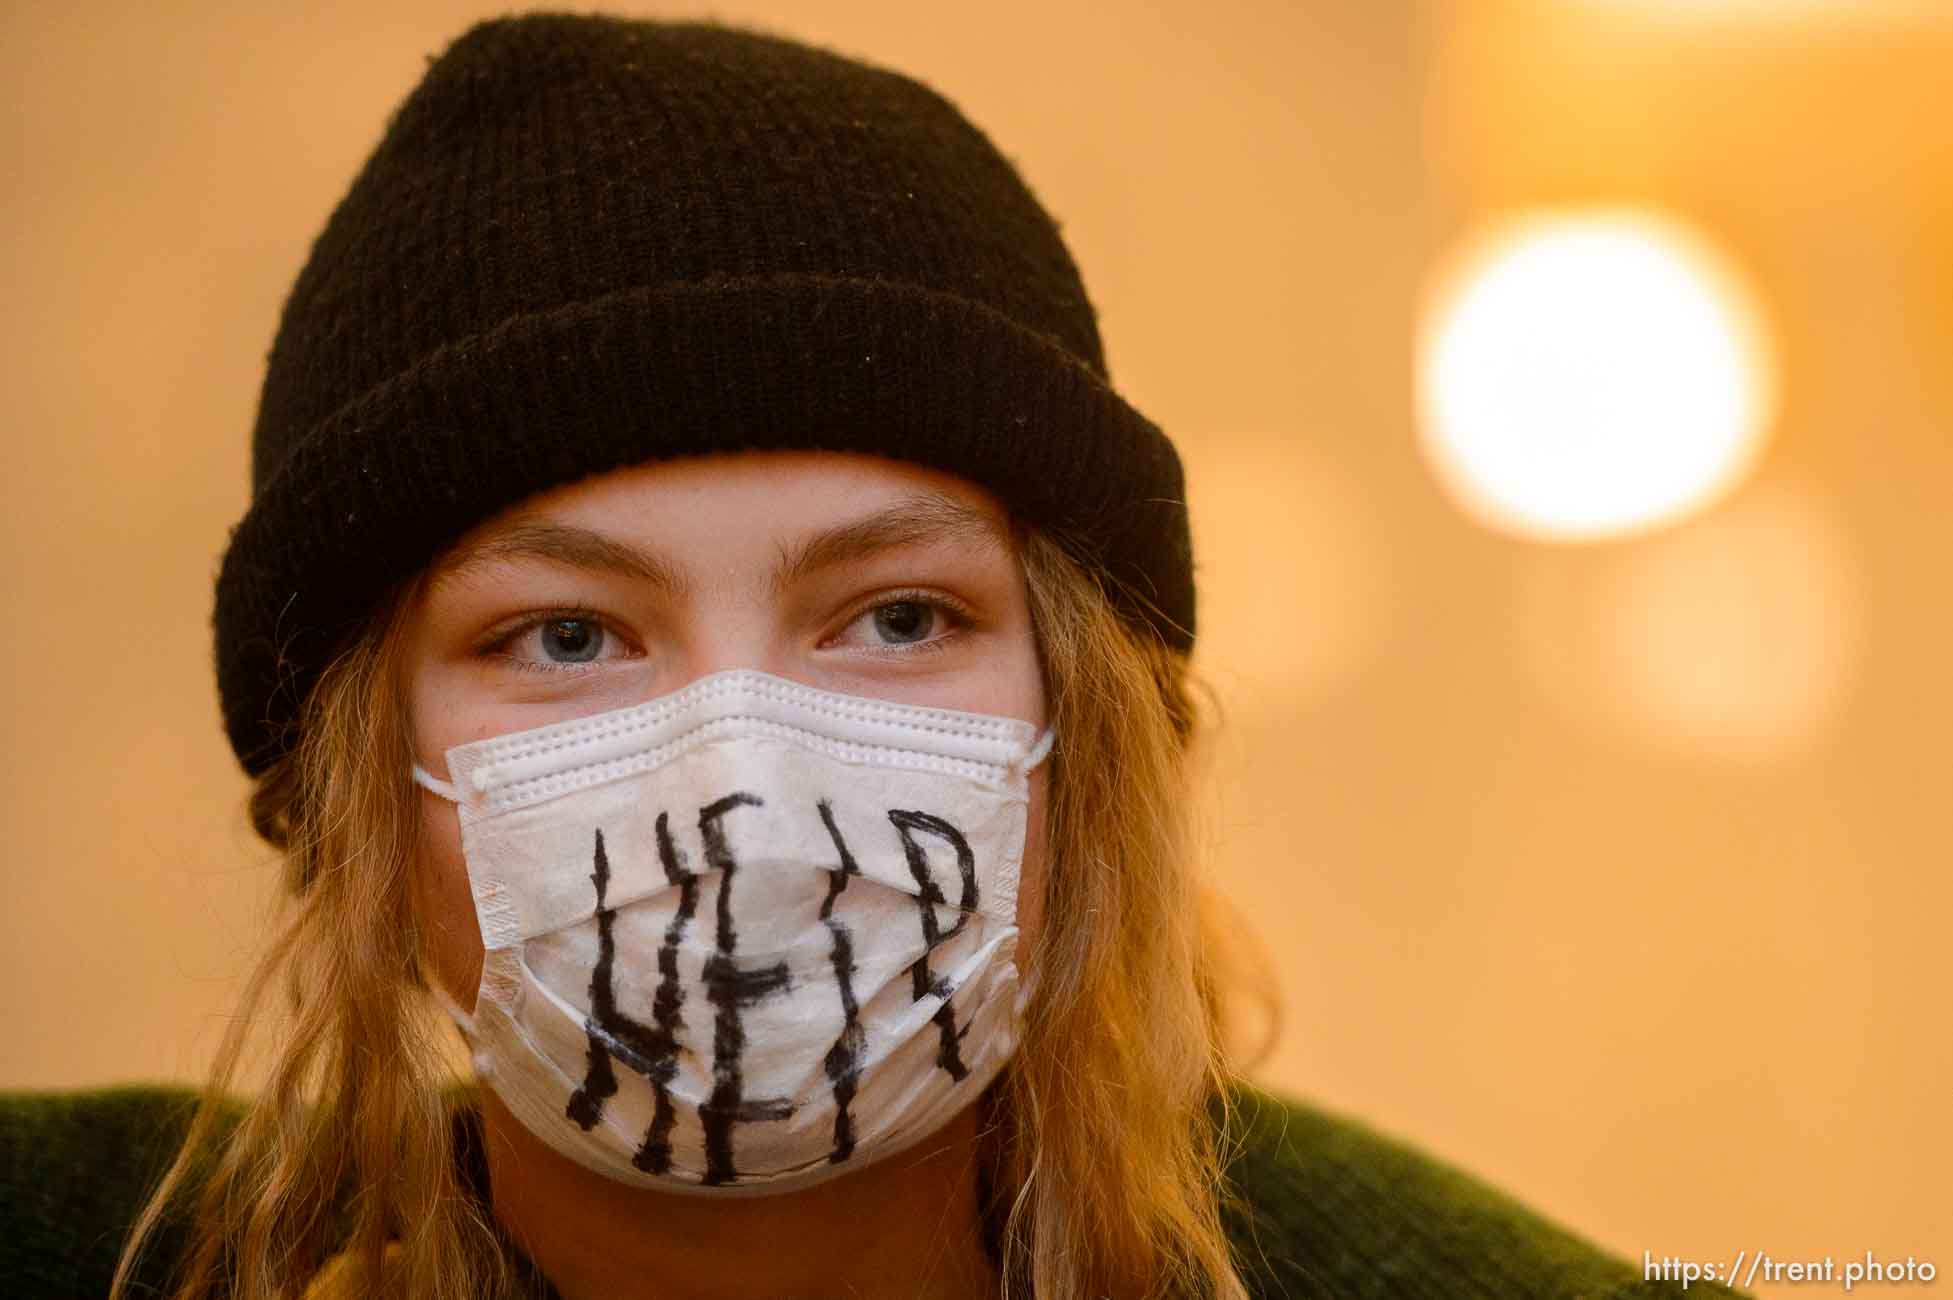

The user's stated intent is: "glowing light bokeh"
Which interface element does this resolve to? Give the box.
[1517,483,1858,761]
[1583,0,1939,17]
[1602,484,1855,758]
[1416,210,1776,542]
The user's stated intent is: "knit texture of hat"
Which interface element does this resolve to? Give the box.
[214,11,1194,776]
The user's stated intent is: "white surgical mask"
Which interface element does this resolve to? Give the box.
[415,668,1051,1196]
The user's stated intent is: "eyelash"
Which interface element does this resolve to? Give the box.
[477,590,972,673]
[831,588,972,657]
[479,606,621,675]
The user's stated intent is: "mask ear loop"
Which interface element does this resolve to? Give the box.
[1010,727,1056,780]
[413,763,464,803]
[429,982,481,1039]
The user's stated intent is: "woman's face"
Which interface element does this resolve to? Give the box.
[402,451,1048,1013]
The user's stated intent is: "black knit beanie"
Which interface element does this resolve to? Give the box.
[214,11,1194,776]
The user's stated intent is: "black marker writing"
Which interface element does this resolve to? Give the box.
[696,793,794,1185]
[566,819,701,1176]
[888,809,979,1082]
[815,798,865,1163]
[565,794,978,1182]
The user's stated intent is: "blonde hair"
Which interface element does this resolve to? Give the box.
[113,529,1258,1300]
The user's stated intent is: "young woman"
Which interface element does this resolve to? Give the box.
[96,13,1740,1300]
[113,15,1236,1300]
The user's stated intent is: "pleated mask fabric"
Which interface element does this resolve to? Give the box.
[415,669,1051,1195]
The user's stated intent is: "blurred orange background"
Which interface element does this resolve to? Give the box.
[2,2,1946,1293]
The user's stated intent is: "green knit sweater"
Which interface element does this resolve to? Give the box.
[0,1084,1747,1298]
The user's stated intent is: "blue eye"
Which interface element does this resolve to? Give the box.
[537,617,604,662]
[491,613,622,670]
[871,601,935,644]
[828,592,968,654]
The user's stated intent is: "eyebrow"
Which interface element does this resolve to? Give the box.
[435,519,693,597]
[433,491,1009,597]
[770,491,1009,593]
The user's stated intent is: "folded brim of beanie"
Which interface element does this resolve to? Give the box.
[213,272,1194,775]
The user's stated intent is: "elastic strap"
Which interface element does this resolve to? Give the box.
[429,982,479,1039]
[413,763,463,803]
[1012,727,1056,779]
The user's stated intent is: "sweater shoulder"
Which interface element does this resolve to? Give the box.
[0,1084,249,1300]
[1220,1086,1750,1300]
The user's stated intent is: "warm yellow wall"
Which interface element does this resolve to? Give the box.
[3,2,1945,1293]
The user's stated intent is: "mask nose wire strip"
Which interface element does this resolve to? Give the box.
[420,723,1051,801]
[413,764,464,803]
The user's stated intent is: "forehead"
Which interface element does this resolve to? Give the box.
[433,450,1016,582]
